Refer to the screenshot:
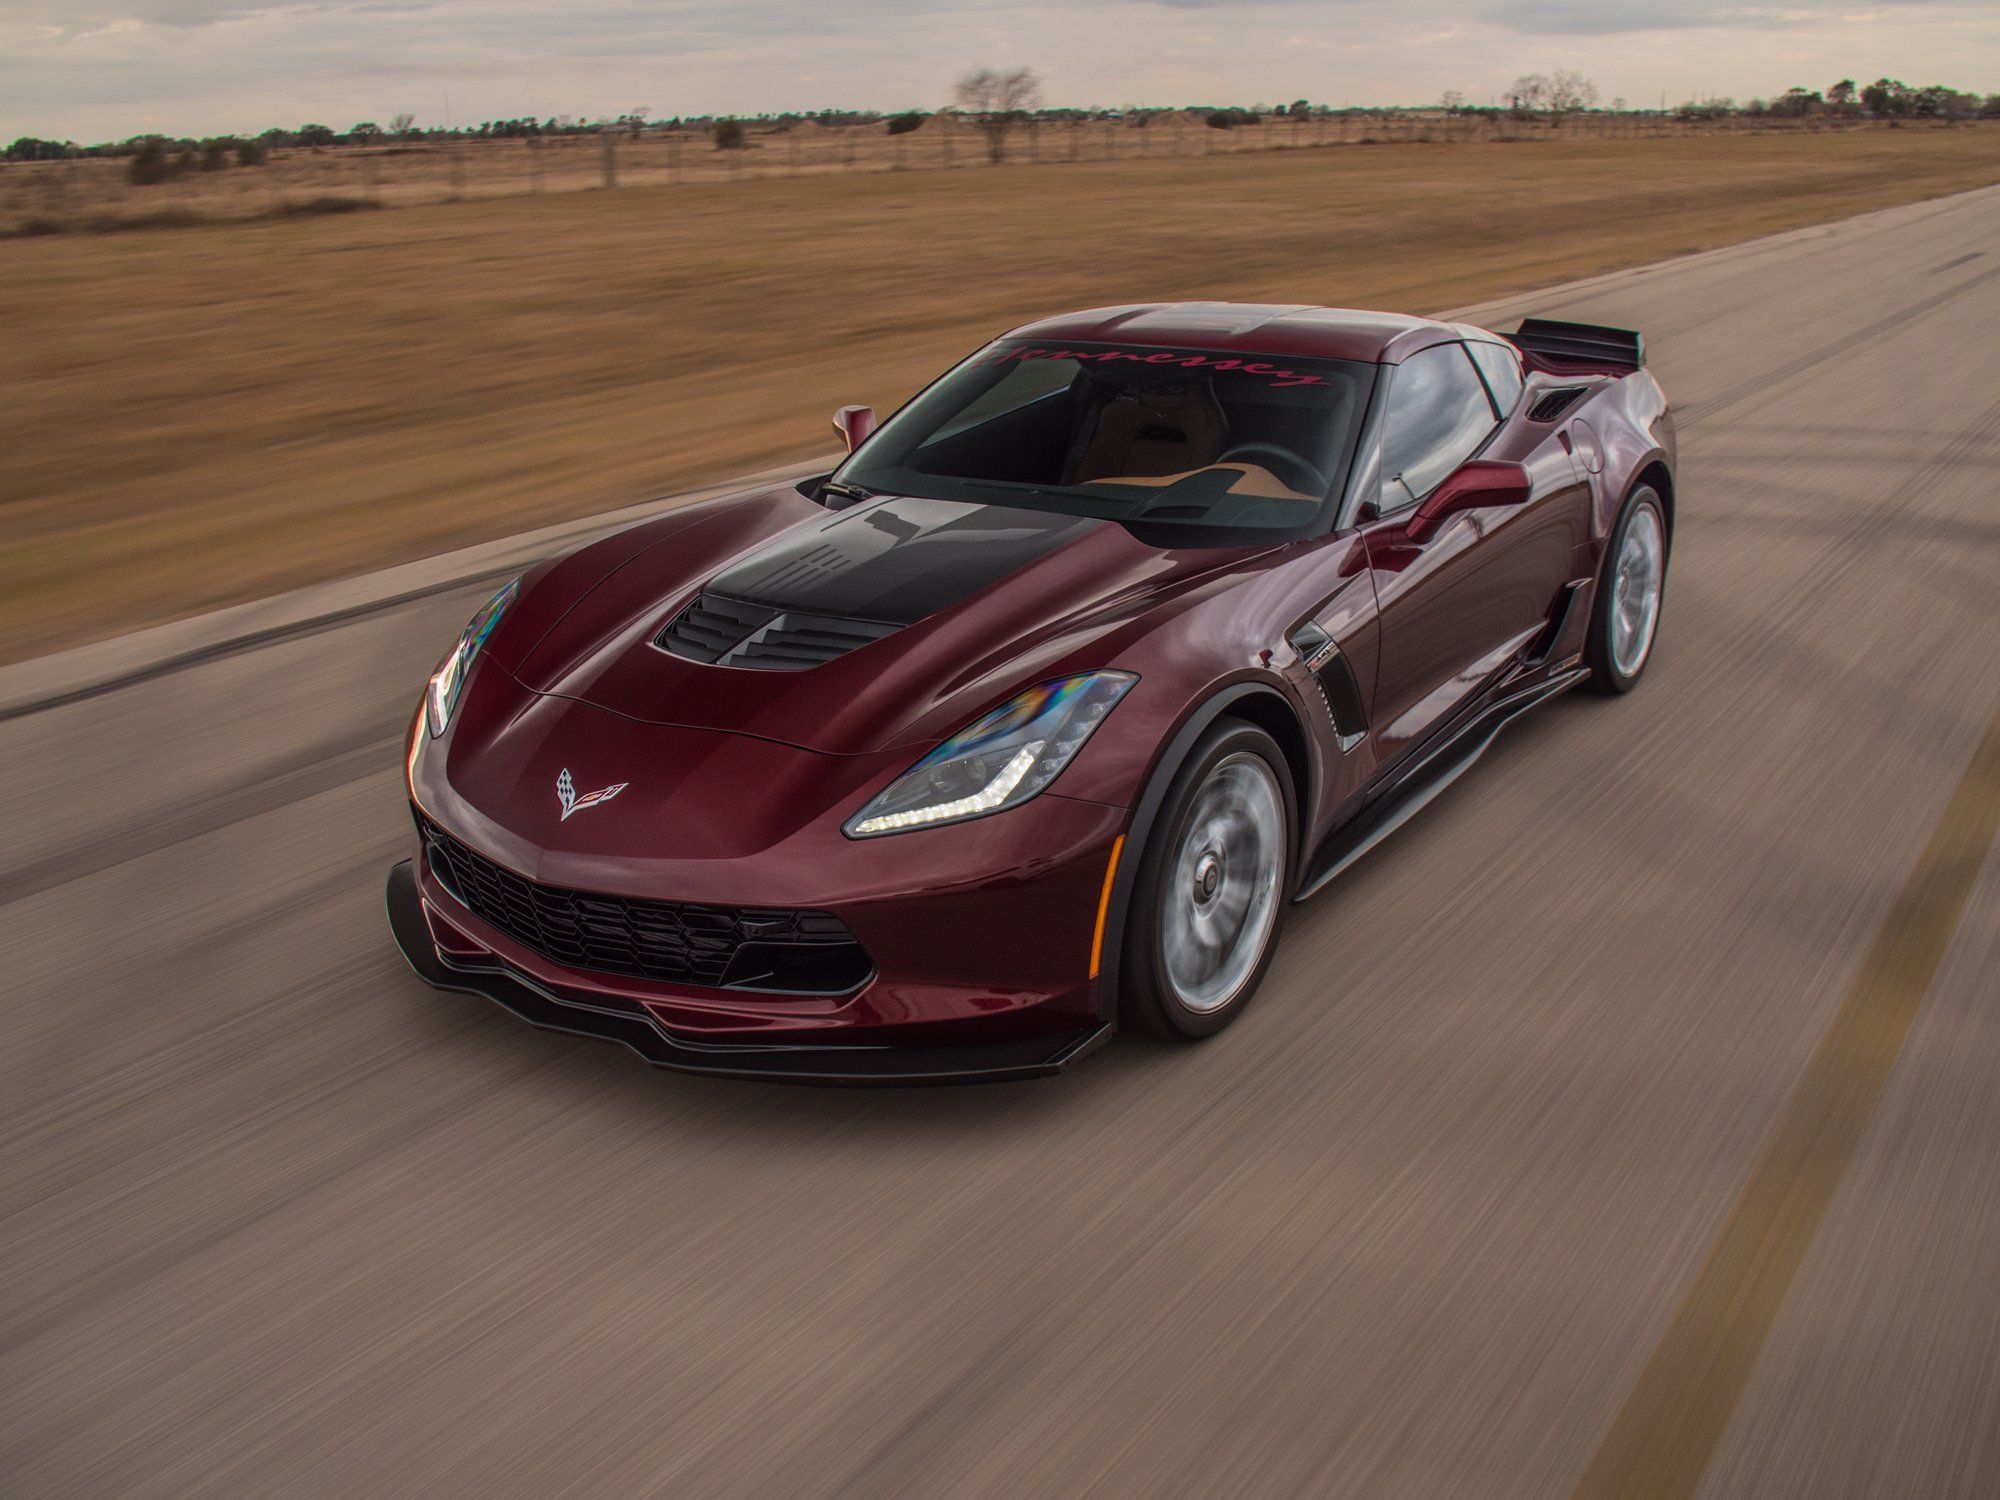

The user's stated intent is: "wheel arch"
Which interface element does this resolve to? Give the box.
[1633,458,1675,540]
[1093,681,1309,1026]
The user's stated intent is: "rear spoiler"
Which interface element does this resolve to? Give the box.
[1503,318,1645,374]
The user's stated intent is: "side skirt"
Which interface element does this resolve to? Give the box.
[1295,667,1590,901]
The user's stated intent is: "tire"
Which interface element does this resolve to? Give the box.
[1585,484,1670,694]
[1119,720,1294,1040]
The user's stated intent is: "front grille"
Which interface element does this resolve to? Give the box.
[417,814,871,994]
[1528,386,1587,422]
[657,592,898,670]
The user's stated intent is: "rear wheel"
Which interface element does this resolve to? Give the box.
[1120,721,1293,1040]
[1585,484,1669,694]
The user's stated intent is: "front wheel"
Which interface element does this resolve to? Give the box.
[1585,484,1670,694]
[1120,720,1294,1040]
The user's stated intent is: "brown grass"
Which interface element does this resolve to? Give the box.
[0,113,1892,236]
[4,126,1998,664]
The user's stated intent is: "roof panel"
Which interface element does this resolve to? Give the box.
[1003,302,1457,362]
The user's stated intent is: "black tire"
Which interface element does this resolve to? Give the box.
[1119,720,1294,1040]
[1584,483,1670,695]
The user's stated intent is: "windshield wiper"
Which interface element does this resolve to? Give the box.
[821,479,875,505]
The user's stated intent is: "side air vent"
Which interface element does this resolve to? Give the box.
[658,592,899,671]
[1528,386,1588,423]
[1287,620,1369,752]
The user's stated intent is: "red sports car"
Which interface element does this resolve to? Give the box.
[388,304,1674,1082]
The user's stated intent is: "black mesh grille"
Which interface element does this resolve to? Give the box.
[1528,386,1587,422]
[657,592,898,670]
[417,814,871,994]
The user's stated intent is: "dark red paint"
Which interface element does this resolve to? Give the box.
[388,302,1675,1080]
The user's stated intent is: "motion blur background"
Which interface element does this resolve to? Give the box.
[4,2,1999,1496]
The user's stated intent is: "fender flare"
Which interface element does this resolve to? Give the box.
[1596,445,1673,546]
[1094,681,1304,1026]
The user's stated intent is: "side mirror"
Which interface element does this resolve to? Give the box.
[832,404,877,453]
[1405,460,1532,544]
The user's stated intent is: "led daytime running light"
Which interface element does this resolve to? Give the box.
[850,743,1043,834]
[844,671,1135,838]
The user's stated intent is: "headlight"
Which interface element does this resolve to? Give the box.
[426,580,517,736]
[845,672,1136,837]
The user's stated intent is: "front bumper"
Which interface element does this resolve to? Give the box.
[386,860,1112,1084]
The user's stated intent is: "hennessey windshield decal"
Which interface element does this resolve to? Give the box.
[976,346,1331,389]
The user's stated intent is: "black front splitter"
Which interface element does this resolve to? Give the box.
[385,861,1108,1086]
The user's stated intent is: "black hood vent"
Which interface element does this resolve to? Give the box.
[657,494,1099,671]
[658,592,899,671]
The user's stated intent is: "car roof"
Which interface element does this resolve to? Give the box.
[1002,302,1485,364]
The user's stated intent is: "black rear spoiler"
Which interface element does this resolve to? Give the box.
[1503,318,1645,374]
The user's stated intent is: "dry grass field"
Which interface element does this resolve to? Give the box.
[5,125,1998,663]
[3,111,1879,236]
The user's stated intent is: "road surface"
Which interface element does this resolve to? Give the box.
[5,188,1998,1498]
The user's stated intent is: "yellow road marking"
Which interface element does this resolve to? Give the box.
[1089,835,1126,980]
[1572,706,2000,1500]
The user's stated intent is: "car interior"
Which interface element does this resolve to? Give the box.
[873,354,1369,526]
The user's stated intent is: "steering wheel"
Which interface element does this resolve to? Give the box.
[1215,443,1330,498]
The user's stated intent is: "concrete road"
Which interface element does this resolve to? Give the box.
[5,188,1998,1499]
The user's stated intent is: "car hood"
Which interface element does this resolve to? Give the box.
[498,482,1272,756]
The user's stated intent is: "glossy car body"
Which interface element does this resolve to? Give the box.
[388,303,1674,1082]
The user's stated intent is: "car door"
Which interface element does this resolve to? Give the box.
[1358,341,1583,765]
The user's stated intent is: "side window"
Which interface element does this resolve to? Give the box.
[1378,344,1498,509]
[1467,341,1524,416]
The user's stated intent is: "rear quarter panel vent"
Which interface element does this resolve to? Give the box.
[1528,386,1588,423]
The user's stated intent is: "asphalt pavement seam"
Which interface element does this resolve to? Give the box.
[1569,703,2000,1500]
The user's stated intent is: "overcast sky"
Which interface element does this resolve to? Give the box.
[4,0,1997,144]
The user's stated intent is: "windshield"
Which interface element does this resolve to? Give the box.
[833,339,1378,541]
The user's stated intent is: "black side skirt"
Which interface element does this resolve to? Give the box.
[1296,667,1589,901]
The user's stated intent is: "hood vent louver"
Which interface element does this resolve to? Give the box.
[658,592,899,671]
[1528,386,1588,423]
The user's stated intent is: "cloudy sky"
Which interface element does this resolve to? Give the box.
[4,0,1997,144]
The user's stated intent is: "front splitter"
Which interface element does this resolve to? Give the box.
[385,861,1109,1085]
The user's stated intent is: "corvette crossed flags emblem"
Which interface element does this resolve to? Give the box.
[556,768,628,822]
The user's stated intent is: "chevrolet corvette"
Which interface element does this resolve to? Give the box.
[387,303,1674,1082]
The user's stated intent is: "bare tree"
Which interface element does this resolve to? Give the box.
[1505,74,1550,116]
[1545,70,1599,122]
[954,67,1042,163]
[1439,89,1466,112]
[389,112,415,141]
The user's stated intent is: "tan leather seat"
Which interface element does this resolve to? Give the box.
[1070,383,1227,482]
[1082,462,1317,503]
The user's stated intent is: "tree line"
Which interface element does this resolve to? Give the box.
[8,68,1995,174]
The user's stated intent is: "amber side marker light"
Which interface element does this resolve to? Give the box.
[1088,835,1126,979]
